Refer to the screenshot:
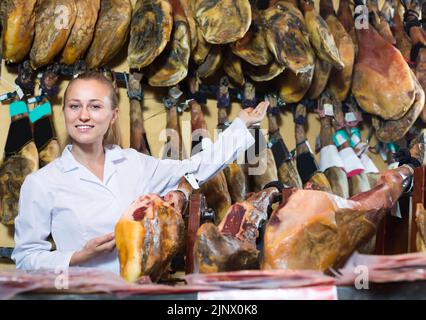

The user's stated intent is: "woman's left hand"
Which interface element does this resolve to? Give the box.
[237,101,269,127]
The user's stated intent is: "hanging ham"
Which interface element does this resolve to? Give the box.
[223,50,245,87]
[191,0,251,44]
[0,0,37,63]
[266,93,302,189]
[245,59,285,82]
[86,0,132,69]
[318,93,349,198]
[35,64,61,167]
[277,67,315,104]
[217,77,249,203]
[0,62,39,225]
[189,75,232,224]
[294,102,332,192]
[231,2,272,66]
[192,28,211,65]
[128,72,151,155]
[263,1,314,74]
[320,0,355,103]
[127,0,173,70]
[162,86,186,160]
[372,70,424,143]
[301,0,344,69]
[392,0,412,61]
[30,0,77,69]
[196,45,222,79]
[352,5,415,120]
[60,0,100,65]
[148,0,190,87]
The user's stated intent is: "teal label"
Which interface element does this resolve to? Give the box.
[9,100,28,117]
[29,101,52,123]
[333,129,349,148]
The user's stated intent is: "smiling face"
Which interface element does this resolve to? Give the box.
[64,79,118,147]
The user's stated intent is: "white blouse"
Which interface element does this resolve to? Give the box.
[12,118,255,274]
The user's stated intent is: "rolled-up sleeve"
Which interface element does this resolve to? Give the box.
[12,175,75,271]
[146,117,255,195]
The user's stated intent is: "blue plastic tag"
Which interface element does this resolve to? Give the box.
[29,101,52,123]
[349,127,361,148]
[386,143,397,153]
[333,129,349,148]
[9,100,28,117]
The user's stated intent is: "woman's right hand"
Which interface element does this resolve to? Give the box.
[70,232,115,266]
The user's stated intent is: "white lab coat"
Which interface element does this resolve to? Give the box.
[12,117,255,274]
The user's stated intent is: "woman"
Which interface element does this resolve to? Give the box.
[12,71,268,274]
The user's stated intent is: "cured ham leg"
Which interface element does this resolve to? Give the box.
[162,86,186,161]
[344,97,380,188]
[307,58,331,100]
[231,1,272,66]
[294,102,332,192]
[223,50,245,87]
[392,0,412,61]
[301,0,343,69]
[277,68,315,104]
[30,0,77,69]
[115,193,185,282]
[128,72,151,155]
[34,64,61,167]
[127,0,173,70]
[262,165,414,271]
[367,0,396,45]
[267,94,302,189]
[216,77,248,203]
[197,45,223,79]
[86,0,132,69]
[0,0,37,63]
[60,0,100,65]
[191,0,251,44]
[192,28,211,65]
[372,70,424,142]
[148,0,190,87]
[332,99,371,197]
[194,187,280,273]
[352,1,415,120]
[337,0,358,51]
[263,0,314,74]
[0,62,39,225]
[189,75,231,224]
[320,0,355,102]
[318,93,349,198]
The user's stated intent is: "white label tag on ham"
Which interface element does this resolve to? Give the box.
[360,153,380,173]
[319,145,344,172]
[198,286,338,300]
[339,147,365,177]
[345,112,357,122]
[324,103,334,117]
[16,86,24,100]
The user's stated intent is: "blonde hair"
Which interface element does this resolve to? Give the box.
[63,71,122,148]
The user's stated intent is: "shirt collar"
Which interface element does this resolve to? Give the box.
[60,144,126,173]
